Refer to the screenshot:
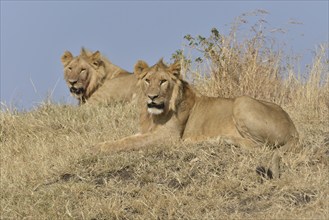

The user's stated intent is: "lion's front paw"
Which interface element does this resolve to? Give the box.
[88,142,106,155]
[88,141,118,155]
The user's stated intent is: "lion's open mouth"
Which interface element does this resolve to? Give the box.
[70,87,85,95]
[147,102,165,110]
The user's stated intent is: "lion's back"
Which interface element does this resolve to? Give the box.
[87,73,138,104]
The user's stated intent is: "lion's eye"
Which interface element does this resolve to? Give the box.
[145,79,150,84]
[160,79,167,85]
[68,67,72,71]
[80,68,86,73]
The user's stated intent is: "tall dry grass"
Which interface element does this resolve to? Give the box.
[180,11,328,115]
[1,12,328,219]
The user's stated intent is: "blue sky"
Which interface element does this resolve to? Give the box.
[1,1,328,110]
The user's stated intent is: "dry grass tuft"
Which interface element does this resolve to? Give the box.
[1,13,328,219]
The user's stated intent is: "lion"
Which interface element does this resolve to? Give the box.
[61,48,138,105]
[94,59,299,178]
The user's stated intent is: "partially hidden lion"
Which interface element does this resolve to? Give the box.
[61,48,138,105]
[94,59,299,178]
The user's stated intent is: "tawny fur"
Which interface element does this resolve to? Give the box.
[61,48,138,105]
[94,59,299,178]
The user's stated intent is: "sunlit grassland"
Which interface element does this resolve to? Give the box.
[1,12,328,219]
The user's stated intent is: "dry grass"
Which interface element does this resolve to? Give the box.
[1,100,328,219]
[1,13,329,219]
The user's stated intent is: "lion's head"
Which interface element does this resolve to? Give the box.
[134,59,183,115]
[61,48,107,102]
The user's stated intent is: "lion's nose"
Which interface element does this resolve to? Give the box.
[148,95,159,100]
[68,79,78,85]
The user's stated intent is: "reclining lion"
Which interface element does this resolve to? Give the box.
[94,59,299,178]
[61,48,137,105]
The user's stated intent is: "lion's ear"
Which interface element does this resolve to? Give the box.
[61,51,73,67]
[134,60,149,79]
[168,61,181,78]
[91,51,101,60]
[89,51,102,68]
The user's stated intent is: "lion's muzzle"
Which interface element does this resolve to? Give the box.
[70,87,84,95]
[147,101,165,115]
[147,102,164,109]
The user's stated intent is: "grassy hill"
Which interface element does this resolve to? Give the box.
[1,17,328,219]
